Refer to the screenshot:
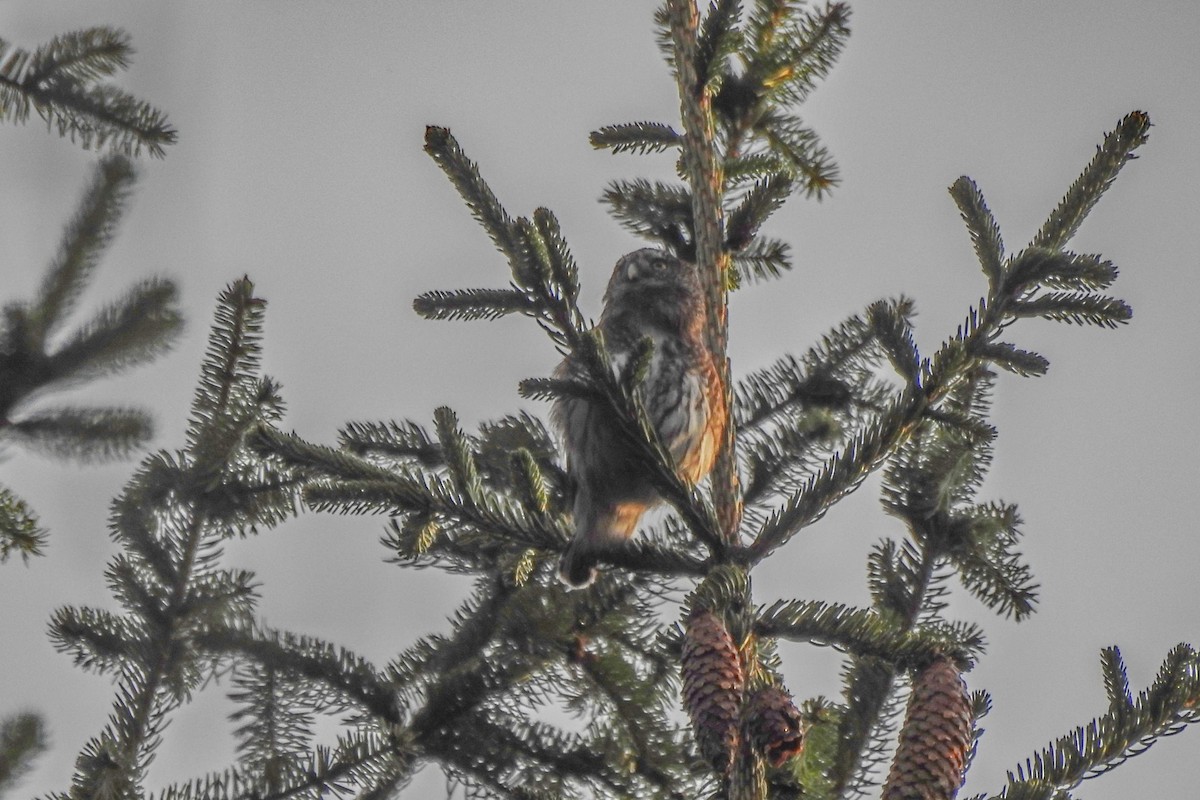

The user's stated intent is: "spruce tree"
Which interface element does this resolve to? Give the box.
[7,4,1198,800]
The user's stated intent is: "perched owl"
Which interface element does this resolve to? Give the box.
[554,248,726,587]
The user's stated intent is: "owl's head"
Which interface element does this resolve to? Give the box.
[603,248,704,313]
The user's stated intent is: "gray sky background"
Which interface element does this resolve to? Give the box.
[2,2,1198,797]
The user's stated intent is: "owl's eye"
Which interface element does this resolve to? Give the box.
[623,251,673,280]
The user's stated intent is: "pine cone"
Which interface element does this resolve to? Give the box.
[744,685,805,766]
[883,656,973,800]
[681,609,744,774]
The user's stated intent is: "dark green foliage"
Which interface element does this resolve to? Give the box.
[5,406,154,461]
[45,279,288,798]
[882,368,1039,621]
[867,300,922,388]
[0,157,180,420]
[411,287,541,321]
[950,177,1005,290]
[589,121,681,154]
[1031,111,1151,251]
[726,172,795,250]
[602,0,847,267]
[696,0,744,90]
[0,27,176,157]
[0,713,46,796]
[735,299,906,514]
[0,488,44,563]
[997,645,1200,798]
[755,599,984,667]
[0,155,182,561]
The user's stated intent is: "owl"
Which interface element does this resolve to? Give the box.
[554,248,726,587]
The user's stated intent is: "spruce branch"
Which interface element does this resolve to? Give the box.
[997,644,1200,798]
[879,365,1041,623]
[259,413,572,577]
[743,1,851,106]
[0,712,47,796]
[833,655,905,798]
[734,300,904,431]
[517,375,596,404]
[0,486,46,563]
[950,176,1005,291]
[755,599,984,667]
[48,279,289,795]
[381,580,515,705]
[30,154,136,344]
[973,342,1049,378]
[746,389,921,562]
[949,503,1038,621]
[510,448,551,515]
[428,710,625,797]
[571,642,688,791]
[1007,248,1119,292]
[419,131,593,351]
[747,112,1150,563]
[730,235,792,285]
[396,577,679,797]
[740,414,839,506]
[152,731,415,800]
[591,537,710,578]
[303,473,565,553]
[1031,111,1151,252]
[756,109,840,198]
[199,626,401,726]
[725,171,794,251]
[532,208,582,308]
[696,0,744,91]
[412,287,541,321]
[0,156,181,433]
[49,604,141,674]
[227,663,316,792]
[1009,292,1131,328]
[253,425,400,482]
[21,28,131,83]
[602,178,695,249]
[589,121,682,154]
[867,299,923,388]
[0,28,176,157]
[338,419,441,466]
[833,518,947,794]
[423,126,524,275]
[724,151,789,186]
[46,275,182,385]
[0,156,181,560]
[5,406,152,461]
[433,406,485,504]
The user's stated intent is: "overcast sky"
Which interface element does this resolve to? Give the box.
[2,2,1198,797]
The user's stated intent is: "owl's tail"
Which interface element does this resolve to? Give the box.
[558,499,645,589]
